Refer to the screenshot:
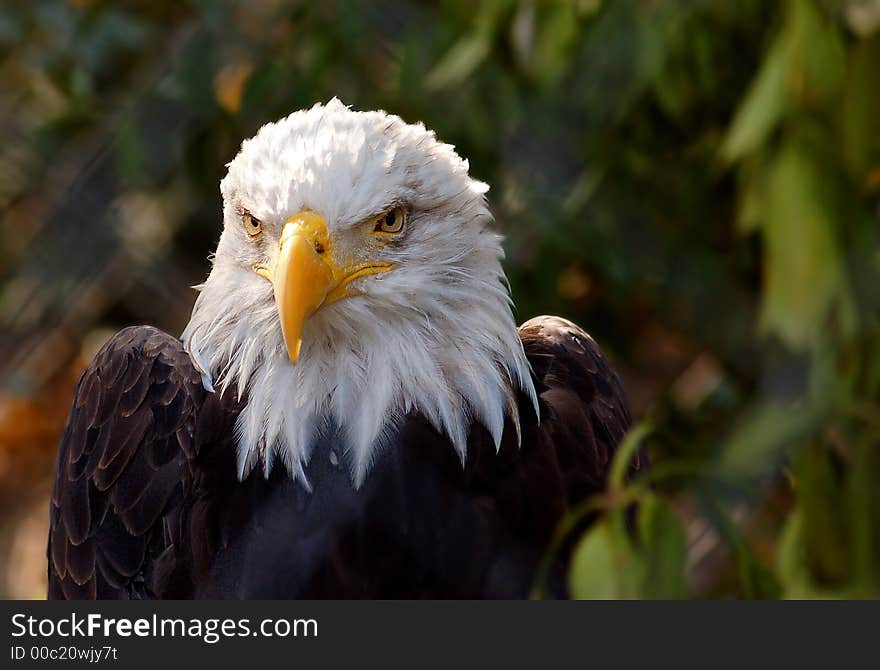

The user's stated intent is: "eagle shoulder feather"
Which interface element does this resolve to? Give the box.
[47,326,205,599]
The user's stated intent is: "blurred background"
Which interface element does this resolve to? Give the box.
[1,0,879,599]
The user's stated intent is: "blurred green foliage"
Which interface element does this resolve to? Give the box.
[1,0,879,598]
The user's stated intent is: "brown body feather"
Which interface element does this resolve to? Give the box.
[48,316,635,599]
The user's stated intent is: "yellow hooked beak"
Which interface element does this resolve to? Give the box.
[254,211,392,365]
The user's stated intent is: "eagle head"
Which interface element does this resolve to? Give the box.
[182,99,536,486]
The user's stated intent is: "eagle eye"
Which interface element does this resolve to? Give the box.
[243,211,263,238]
[373,207,406,235]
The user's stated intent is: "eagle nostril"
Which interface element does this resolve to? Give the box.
[314,241,325,254]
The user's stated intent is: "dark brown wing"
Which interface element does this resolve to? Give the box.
[519,314,640,490]
[47,326,205,599]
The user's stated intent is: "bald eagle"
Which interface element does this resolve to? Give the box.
[47,100,636,599]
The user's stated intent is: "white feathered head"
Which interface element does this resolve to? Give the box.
[183,99,536,486]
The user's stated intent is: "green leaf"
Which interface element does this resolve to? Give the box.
[720,30,790,162]
[737,545,784,599]
[838,35,880,181]
[425,0,511,94]
[425,32,491,90]
[721,0,846,163]
[797,442,850,587]
[759,137,851,349]
[531,2,581,86]
[569,519,639,599]
[785,0,846,108]
[776,506,815,597]
[776,505,845,598]
[609,421,652,491]
[717,402,817,478]
[777,443,868,599]
[848,436,880,593]
[637,496,688,599]
[735,156,769,234]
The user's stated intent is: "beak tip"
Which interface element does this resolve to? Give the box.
[288,339,302,366]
